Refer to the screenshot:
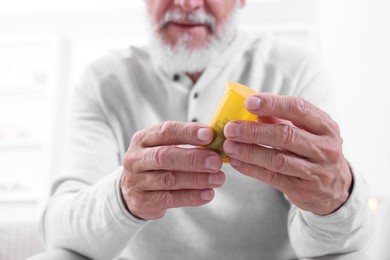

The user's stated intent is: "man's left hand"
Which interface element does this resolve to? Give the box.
[223,94,352,215]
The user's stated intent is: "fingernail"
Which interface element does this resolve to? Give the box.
[209,173,225,186]
[205,156,221,171]
[197,128,212,142]
[230,158,241,167]
[223,141,237,156]
[246,96,261,110]
[201,190,214,201]
[224,122,239,138]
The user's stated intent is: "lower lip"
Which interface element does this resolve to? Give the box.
[168,22,207,32]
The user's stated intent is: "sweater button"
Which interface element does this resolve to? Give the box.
[173,74,180,81]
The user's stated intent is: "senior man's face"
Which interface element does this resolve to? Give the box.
[146,0,245,74]
[146,0,245,49]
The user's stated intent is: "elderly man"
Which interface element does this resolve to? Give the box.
[37,0,371,259]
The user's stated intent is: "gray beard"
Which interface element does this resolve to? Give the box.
[147,9,239,74]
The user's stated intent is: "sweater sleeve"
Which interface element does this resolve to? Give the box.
[40,63,147,259]
[288,170,372,257]
[43,168,147,259]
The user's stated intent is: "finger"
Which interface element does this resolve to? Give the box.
[256,116,291,125]
[224,120,321,159]
[145,189,215,210]
[223,140,315,180]
[137,171,225,191]
[228,159,291,192]
[133,146,222,172]
[132,121,213,148]
[245,94,340,136]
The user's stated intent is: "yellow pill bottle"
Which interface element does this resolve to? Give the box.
[205,82,258,162]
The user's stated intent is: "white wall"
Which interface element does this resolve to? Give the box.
[317,0,390,198]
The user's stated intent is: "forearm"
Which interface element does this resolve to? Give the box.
[288,171,372,258]
[42,167,147,260]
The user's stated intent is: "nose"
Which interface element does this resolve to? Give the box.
[174,0,204,12]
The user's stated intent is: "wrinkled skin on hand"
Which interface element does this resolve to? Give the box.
[121,121,224,220]
[223,94,352,215]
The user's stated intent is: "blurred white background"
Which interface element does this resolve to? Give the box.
[0,0,389,259]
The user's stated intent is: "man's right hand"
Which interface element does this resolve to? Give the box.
[121,121,224,220]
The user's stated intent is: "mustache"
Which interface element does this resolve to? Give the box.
[158,10,217,31]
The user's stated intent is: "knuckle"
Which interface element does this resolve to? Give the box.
[329,148,342,163]
[164,191,176,208]
[156,121,193,141]
[122,150,140,172]
[293,97,310,118]
[324,173,337,188]
[176,192,189,206]
[278,125,296,147]
[272,152,289,172]
[156,121,171,139]
[246,166,257,177]
[303,166,315,180]
[125,134,145,170]
[242,122,259,141]
[267,172,281,186]
[266,96,277,112]
[122,173,138,190]
[244,165,270,182]
[159,171,177,189]
[182,124,195,140]
[187,151,199,169]
[183,191,196,206]
[233,143,254,162]
[239,164,255,177]
[318,113,341,136]
[186,172,199,187]
[329,120,341,136]
[311,141,325,160]
[321,143,343,163]
[123,151,137,171]
[241,165,282,187]
[130,191,146,209]
[162,191,202,208]
[246,144,258,161]
[153,146,171,167]
[131,130,146,146]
